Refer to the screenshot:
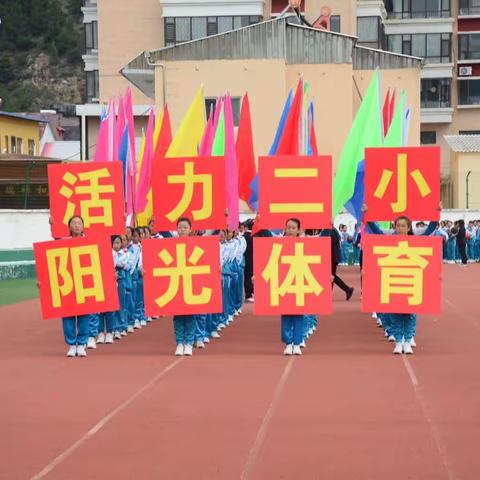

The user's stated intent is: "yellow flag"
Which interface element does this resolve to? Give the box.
[166,87,205,157]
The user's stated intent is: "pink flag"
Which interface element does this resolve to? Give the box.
[124,87,137,216]
[107,98,116,161]
[224,94,240,230]
[135,109,155,212]
[93,106,108,162]
[199,105,214,156]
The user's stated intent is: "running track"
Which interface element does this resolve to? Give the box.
[1,265,479,480]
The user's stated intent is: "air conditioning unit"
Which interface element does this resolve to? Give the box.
[459,66,473,76]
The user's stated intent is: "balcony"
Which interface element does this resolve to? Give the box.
[384,0,450,19]
[421,108,453,123]
[459,1,480,16]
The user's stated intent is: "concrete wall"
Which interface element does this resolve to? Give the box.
[97,0,164,103]
[452,152,480,209]
[0,210,51,250]
[156,59,288,157]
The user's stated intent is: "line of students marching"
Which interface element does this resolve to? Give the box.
[53,210,439,359]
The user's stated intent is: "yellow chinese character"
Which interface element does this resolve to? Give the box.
[59,168,115,227]
[165,162,212,222]
[373,153,431,213]
[153,243,211,307]
[269,167,324,214]
[46,245,105,307]
[262,242,323,307]
[373,240,433,306]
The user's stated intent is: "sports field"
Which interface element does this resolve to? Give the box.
[1,265,479,480]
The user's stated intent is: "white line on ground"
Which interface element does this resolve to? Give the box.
[30,358,183,480]
[402,356,457,480]
[240,357,295,480]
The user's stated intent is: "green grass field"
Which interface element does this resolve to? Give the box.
[0,278,38,307]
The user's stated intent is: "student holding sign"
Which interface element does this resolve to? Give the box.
[363,206,439,355]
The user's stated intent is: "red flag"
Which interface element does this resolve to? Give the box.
[154,105,172,163]
[389,90,396,132]
[236,93,256,206]
[382,89,390,137]
[276,79,303,155]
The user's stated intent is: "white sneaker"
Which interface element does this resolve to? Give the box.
[218,323,226,330]
[127,325,134,333]
[203,337,210,344]
[195,340,205,349]
[388,335,395,342]
[372,312,378,319]
[114,331,122,340]
[410,337,417,348]
[403,342,414,354]
[146,317,152,323]
[284,344,293,355]
[246,297,254,303]
[234,310,240,317]
[97,333,105,344]
[121,330,127,337]
[211,331,221,339]
[140,320,147,327]
[66,345,77,357]
[393,343,403,355]
[226,318,232,326]
[184,344,193,356]
[228,315,234,323]
[312,325,317,331]
[76,345,87,357]
[300,340,306,348]
[87,337,96,349]
[237,308,242,314]
[134,320,141,329]
[293,345,302,355]
[175,344,184,356]
[105,333,114,344]
[376,319,383,328]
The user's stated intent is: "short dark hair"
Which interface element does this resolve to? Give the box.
[176,217,192,227]
[68,215,84,227]
[286,217,301,229]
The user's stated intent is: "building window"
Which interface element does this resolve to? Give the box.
[459,0,480,16]
[164,16,262,46]
[28,139,35,156]
[16,138,23,154]
[86,70,99,103]
[357,17,381,48]
[205,97,241,127]
[10,136,16,154]
[459,34,480,60]
[459,130,480,134]
[85,21,98,53]
[385,0,450,19]
[421,131,437,144]
[421,78,451,107]
[458,79,480,105]
[388,33,451,63]
[330,15,341,33]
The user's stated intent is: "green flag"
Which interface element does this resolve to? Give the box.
[333,70,383,217]
[211,107,225,156]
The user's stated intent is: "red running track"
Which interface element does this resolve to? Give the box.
[1,265,479,480]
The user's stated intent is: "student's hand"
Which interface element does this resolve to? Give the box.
[251,275,255,283]
[224,208,229,217]
[361,204,368,214]
[48,215,53,225]
[36,281,41,289]
[438,201,442,211]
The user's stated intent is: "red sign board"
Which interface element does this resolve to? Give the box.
[253,236,332,315]
[34,236,119,319]
[361,234,442,314]
[142,236,222,316]
[258,155,332,229]
[152,156,226,231]
[364,147,440,221]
